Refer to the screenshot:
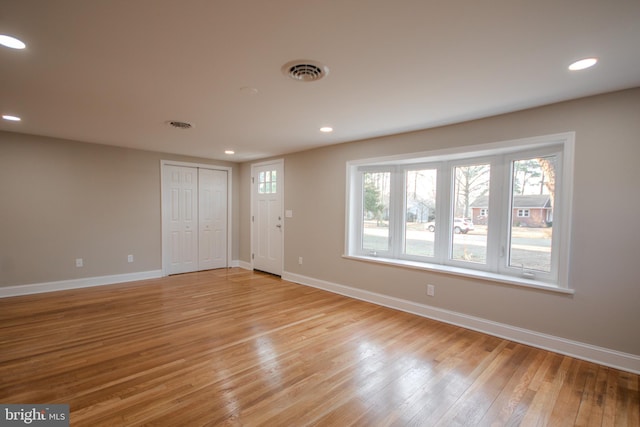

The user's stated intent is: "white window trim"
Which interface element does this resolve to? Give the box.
[345,132,575,292]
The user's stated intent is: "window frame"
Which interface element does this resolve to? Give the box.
[498,146,564,283]
[446,157,494,271]
[400,163,440,263]
[357,166,394,257]
[345,132,575,292]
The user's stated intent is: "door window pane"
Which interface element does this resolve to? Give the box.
[271,170,277,193]
[258,170,277,194]
[404,169,437,257]
[362,171,390,253]
[509,156,555,272]
[451,164,490,263]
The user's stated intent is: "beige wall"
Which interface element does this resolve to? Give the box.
[239,88,640,356]
[0,132,240,286]
[2,89,638,357]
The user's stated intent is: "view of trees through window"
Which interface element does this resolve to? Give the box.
[451,164,490,264]
[362,171,390,252]
[405,169,437,257]
[508,156,555,272]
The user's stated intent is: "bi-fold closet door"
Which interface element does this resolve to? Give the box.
[163,165,227,275]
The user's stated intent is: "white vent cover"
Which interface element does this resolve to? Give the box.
[167,120,193,129]
[282,60,329,82]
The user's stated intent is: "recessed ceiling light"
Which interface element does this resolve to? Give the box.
[2,114,21,121]
[239,86,258,96]
[0,35,26,50]
[320,126,333,133]
[224,150,235,155]
[568,57,598,71]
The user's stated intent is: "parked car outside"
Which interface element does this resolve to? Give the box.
[426,218,475,234]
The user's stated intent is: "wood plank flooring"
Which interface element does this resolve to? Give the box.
[0,268,638,426]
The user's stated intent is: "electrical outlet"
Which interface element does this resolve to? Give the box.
[127,254,134,263]
[76,258,83,268]
[298,257,303,265]
[427,284,435,297]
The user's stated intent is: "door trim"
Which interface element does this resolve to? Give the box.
[251,159,284,274]
[160,160,233,276]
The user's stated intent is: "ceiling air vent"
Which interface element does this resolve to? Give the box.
[282,60,329,82]
[167,120,193,129]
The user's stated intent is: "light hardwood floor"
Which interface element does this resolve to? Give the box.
[0,268,638,426]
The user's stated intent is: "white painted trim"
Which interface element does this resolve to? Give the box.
[229,260,252,270]
[346,131,576,166]
[341,254,575,295]
[282,271,640,375]
[0,270,163,298]
[236,260,253,270]
[160,160,233,276]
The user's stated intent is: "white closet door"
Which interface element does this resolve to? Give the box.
[165,165,199,275]
[198,169,227,270]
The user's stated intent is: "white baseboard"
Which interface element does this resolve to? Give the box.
[235,260,253,270]
[282,271,640,375]
[0,270,163,298]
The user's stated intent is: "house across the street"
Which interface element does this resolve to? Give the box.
[471,194,552,227]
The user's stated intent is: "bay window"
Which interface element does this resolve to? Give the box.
[345,133,574,290]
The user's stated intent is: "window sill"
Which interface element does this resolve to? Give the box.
[342,254,575,295]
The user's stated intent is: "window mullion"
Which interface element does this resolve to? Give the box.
[390,167,404,258]
[353,171,365,256]
[548,149,564,283]
[434,162,451,264]
[487,158,506,272]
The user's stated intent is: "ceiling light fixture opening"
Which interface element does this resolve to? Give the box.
[224,150,235,155]
[568,57,598,71]
[239,86,259,96]
[319,126,333,133]
[167,120,193,129]
[282,60,329,82]
[2,114,21,122]
[0,35,26,49]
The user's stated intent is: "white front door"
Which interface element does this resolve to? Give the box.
[252,160,283,276]
[165,165,199,275]
[198,168,227,270]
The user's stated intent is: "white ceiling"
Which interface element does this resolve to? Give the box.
[1,0,639,162]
